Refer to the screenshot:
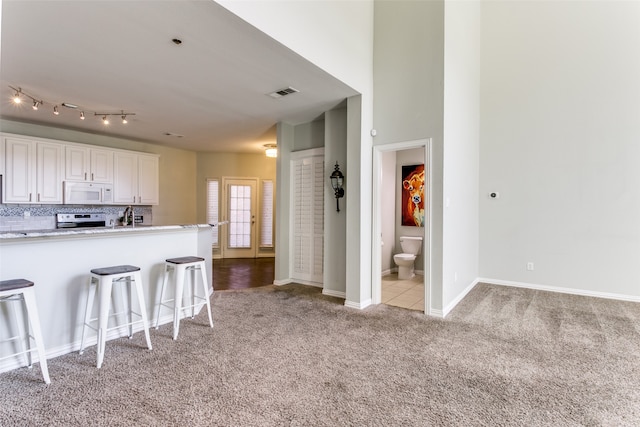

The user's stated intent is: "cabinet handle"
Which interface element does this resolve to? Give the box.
[84,172,87,180]
[138,196,141,203]
[29,193,32,202]
[133,196,136,203]
[37,193,40,202]
[91,173,94,181]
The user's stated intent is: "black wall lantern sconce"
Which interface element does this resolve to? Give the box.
[330,161,345,212]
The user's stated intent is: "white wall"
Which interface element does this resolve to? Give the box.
[442,0,481,312]
[373,0,445,311]
[324,108,347,295]
[381,150,396,272]
[217,0,375,307]
[479,1,640,299]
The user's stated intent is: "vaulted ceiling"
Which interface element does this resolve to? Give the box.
[0,1,357,153]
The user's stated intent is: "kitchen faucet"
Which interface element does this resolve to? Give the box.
[123,206,135,227]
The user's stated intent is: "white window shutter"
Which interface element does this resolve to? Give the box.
[206,179,219,246]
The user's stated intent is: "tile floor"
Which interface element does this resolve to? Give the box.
[381,273,424,311]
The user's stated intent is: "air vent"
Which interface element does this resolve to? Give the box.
[268,86,299,99]
[163,132,184,138]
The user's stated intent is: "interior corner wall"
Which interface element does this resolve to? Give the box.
[323,108,347,294]
[275,122,294,282]
[373,0,445,311]
[0,119,197,225]
[479,1,640,299]
[293,120,325,152]
[442,0,481,311]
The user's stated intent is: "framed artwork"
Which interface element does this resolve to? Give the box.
[401,164,425,227]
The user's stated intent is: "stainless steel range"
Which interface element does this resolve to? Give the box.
[56,213,107,229]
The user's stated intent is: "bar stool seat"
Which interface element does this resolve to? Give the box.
[155,256,213,340]
[0,279,50,384]
[79,265,152,368]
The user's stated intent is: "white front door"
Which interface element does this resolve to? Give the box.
[222,178,258,258]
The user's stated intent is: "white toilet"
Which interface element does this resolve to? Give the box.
[393,236,423,280]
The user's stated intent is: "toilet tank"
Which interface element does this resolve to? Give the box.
[399,236,422,255]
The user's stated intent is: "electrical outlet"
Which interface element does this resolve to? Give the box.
[527,262,534,271]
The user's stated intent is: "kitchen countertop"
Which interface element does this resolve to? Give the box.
[0,224,213,240]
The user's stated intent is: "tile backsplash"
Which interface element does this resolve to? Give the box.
[0,205,153,232]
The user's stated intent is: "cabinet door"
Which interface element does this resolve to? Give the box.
[90,148,114,183]
[4,137,35,203]
[65,145,89,181]
[36,142,64,204]
[113,152,138,204]
[137,154,159,205]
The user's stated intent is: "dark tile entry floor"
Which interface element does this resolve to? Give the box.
[213,257,275,290]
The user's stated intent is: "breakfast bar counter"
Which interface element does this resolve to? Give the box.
[0,224,213,373]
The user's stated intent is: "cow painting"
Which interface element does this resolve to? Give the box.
[401,164,425,227]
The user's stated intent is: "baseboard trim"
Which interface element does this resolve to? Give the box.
[345,298,372,310]
[428,308,444,318]
[478,277,640,303]
[442,279,479,318]
[273,279,292,286]
[323,289,346,299]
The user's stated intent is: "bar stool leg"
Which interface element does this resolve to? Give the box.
[155,263,171,329]
[79,277,97,355]
[22,288,50,384]
[133,271,152,351]
[199,262,214,328]
[9,295,31,368]
[96,277,113,369]
[173,265,186,340]
[190,267,196,319]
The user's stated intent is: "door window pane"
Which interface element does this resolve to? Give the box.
[228,184,251,249]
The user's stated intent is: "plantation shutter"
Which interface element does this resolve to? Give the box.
[206,179,219,246]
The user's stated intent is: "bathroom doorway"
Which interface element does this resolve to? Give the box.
[372,139,432,314]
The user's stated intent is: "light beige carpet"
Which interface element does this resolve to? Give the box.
[0,283,639,426]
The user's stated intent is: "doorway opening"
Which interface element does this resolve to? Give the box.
[372,139,432,314]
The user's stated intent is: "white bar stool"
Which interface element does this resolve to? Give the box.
[79,265,152,369]
[155,256,213,340]
[0,279,50,384]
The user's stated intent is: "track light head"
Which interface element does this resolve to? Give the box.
[121,115,128,124]
[102,115,109,125]
[12,88,22,104]
[80,111,85,120]
[32,100,40,110]
[53,105,59,115]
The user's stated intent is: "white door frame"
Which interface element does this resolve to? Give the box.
[221,177,259,259]
[372,138,433,315]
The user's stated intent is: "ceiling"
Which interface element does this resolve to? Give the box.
[0,1,357,153]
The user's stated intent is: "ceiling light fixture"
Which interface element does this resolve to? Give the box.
[12,88,22,104]
[264,144,278,158]
[8,85,136,126]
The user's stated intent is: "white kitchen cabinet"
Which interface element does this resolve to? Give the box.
[114,152,159,205]
[65,145,113,183]
[4,136,64,204]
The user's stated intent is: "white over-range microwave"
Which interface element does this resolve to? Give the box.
[64,181,113,205]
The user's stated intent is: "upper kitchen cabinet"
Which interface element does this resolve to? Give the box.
[65,145,113,183]
[113,151,159,205]
[4,136,64,204]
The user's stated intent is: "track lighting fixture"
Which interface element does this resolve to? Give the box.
[7,85,136,126]
[12,88,22,104]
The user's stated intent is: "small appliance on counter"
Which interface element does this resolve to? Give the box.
[56,213,107,229]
